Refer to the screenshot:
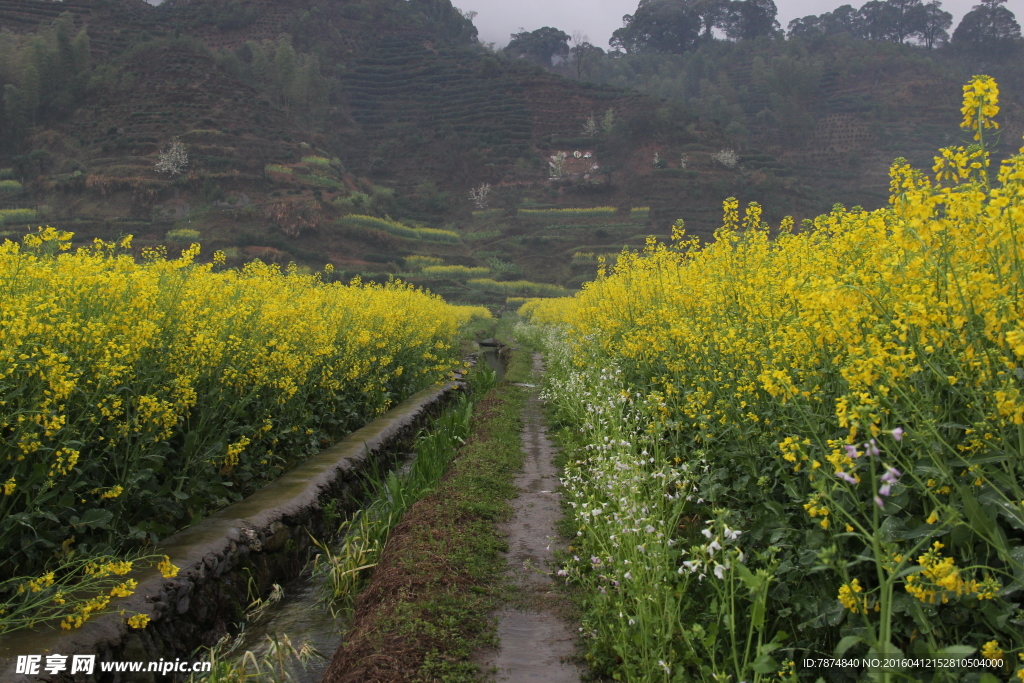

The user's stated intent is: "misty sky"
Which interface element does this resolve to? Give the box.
[454,0,1024,49]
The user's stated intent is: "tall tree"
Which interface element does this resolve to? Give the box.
[569,32,605,80]
[611,0,702,54]
[690,0,730,41]
[409,0,478,45]
[827,5,862,35]
[506,27,571,66]
[788,6,862,39]
[886,0,927,43]
[787,14,823,38]
[722,0,780,41]
[273,34,297,109]
[952,0,1021,52]
[857,0,893,40]
[919,1,953,47]
[3,84,26,136]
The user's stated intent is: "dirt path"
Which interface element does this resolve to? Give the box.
[477,354,581,682]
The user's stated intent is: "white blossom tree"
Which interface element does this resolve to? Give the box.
[155,137,188,176]
[712,149,738,169]
[469,182,491,209]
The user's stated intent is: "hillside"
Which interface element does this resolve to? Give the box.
[0,0,1022,306]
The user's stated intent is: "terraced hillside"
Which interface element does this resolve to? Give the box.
[1,0,1021,309]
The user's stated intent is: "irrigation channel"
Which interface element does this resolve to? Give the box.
[218,344,508,683]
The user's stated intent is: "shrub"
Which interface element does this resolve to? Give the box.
[0,180,23,195]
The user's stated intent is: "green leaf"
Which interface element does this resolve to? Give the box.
[72,508,114,529]
[751,654,779,674]
[835,635,863,656]
[735,562,760,590]
[937,645,976,658]
[955,483,1012,560]
[751,596,766,630]
[702,622,718,649]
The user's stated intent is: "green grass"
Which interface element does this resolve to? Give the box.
[165,228,201,242]
[0,180,22,194]
[339,214,460,243]
[463,230,501,242]
[544,222,643,231]
[467,278,570,297]
[420,265,490,278]
[519,207,616,219]
[405,255,445,271]
[327,348,532,681]
[0,209,36,226]
[300,173,341,188]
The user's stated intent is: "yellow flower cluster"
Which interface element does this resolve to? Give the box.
[59,592,110,630]
[1,228,480,573]
[961,75,999,141]
[157,556,179,578]
[520,76,1024,658]
[85,560,133,577]
[522,76,1024,479]
[904,542,1000,604]
[108,579,137,598]
[981,640,1003,663]
[837,578,866,614]
[126,613,150,629]
[803,493,830,530]
[20,572,55,594]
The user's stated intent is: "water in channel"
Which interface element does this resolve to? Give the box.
[233,572,345,683]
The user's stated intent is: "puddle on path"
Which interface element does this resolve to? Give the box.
[478,353,581,683]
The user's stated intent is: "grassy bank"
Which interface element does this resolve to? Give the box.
[321,347,532,682]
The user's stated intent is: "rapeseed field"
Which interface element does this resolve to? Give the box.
[0,230,486,631]
[520,77,1024,682]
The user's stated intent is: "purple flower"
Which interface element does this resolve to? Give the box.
[865,439,880,457]
[874,495,885,509]
[891,427,905,442]
[879,484,892,497]
[881,467,902,484]
[836,471,858,484]
[844,445,860,459]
